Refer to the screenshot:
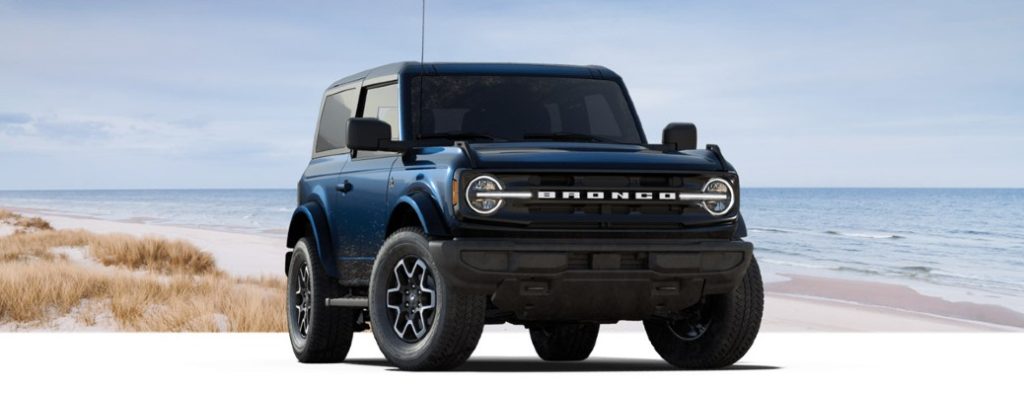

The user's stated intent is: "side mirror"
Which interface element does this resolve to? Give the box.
[347,118,394,151]
[662,122,697,150]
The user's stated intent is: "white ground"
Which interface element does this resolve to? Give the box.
[0,332,1019,394]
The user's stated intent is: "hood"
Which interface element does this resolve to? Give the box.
[467,142,724,172]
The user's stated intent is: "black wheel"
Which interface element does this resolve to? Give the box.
[644,256,764,369]
[529,323,600,361]
[369,228,486,371]
[287,238,354,363]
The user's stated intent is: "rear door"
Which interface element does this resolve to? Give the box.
[333,81,401,263]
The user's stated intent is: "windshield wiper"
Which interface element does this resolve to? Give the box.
[422,132,505,142]
[523,133,616,143]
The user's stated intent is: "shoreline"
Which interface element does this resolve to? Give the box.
[2,206,1019,331]
[2,205,288,237]
[3,206,287,278]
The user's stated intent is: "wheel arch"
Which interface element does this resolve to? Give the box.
[387,191,451,239]
[286,202,339,277]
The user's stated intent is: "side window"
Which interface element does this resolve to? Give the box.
[315,88,359,153]
[360,83,400,140]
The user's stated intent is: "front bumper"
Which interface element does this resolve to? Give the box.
[429,238,753,322]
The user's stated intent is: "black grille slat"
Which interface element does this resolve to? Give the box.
[564,252,650,270]
[460,172,731,232]
[503,173,705,220]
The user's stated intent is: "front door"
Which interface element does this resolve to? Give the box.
[332,81,402,266]
[333,155,398,260]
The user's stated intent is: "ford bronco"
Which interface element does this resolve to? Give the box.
[286,62,762,370]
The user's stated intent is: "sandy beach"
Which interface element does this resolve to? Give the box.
[2,207,1021,332]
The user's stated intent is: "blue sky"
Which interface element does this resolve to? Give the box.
[1,0,1021,189]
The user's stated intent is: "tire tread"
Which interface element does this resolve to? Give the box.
[644,257,764,369]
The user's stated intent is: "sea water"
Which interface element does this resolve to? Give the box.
[2,188,1022,311]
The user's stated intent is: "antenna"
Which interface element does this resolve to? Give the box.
[420,0,426,63]
[416,0,426,139]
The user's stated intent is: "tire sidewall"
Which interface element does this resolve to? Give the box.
[288,239,325,357]
[369,231,452,367]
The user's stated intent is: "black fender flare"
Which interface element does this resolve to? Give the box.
[286,202,338,277]
[395,191,451,238]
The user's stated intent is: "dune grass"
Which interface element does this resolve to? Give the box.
[0,210,285,332]
[1,209,53,232]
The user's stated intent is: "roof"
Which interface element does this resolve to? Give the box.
[327,62,620,90]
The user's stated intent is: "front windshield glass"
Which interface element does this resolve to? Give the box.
[408,75,643,144]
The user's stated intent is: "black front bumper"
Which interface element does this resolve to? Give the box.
[429,238,753,322]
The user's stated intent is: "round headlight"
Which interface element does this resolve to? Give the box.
[465,175,504,215]
[701,178,735,216]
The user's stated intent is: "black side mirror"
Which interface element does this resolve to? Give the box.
[662,123,697,150]
[347,118,394,151]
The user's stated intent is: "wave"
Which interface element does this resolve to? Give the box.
[750,227,794,234]
[899,265,934,275]
[949,229,1024,240]
[824,230,905,240]
[834,266,883,275]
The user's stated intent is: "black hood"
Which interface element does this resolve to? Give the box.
[467,142,724,172]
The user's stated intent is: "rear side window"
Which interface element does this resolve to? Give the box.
[360,83,400,140]
[315,88,359,153]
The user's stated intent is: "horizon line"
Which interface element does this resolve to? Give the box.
[2,186,1023,192]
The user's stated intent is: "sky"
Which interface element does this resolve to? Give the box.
[1,0,1022,189]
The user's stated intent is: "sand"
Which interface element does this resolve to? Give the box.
[30,211,287,277]
[3,208,1019,332]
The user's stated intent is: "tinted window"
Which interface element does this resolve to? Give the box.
[315,88,359,153]
[409,76,642,144]
[360,83,400,140]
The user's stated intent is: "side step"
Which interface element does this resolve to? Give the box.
[324,297,369,308]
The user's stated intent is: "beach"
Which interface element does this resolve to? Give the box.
[2,207,1019,332]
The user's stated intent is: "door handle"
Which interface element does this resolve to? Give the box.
[336,180,353,193]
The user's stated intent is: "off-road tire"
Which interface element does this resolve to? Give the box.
[287,238,355,363]
[644,257,763,369]
[369,227,486,371]
[529,323,600,361]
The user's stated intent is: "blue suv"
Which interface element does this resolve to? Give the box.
[285,62,762,370]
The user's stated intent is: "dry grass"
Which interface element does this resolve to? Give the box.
[0,210,285,332]
[90,235,217,275]
[1,209,52,232]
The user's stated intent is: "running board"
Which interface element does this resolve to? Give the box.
[324,297,369,308]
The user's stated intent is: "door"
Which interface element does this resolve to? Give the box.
[333,81,401,262]
[308,84,359,264]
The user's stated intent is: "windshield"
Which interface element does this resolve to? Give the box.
[408,75,643,144]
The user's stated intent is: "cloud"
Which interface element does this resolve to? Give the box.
[0,112,307,159]
[0,0,1022,188]
[0,112,32,125]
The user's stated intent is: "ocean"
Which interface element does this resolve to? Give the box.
[2,188,1022,311]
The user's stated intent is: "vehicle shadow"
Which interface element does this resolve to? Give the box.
[344,357,781,372]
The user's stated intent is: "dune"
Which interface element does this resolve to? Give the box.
[0,209,284,331]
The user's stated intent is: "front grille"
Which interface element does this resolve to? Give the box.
[495,173,711,228]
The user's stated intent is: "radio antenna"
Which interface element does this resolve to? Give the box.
[416,0,426,139]
[420,0,426,63]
